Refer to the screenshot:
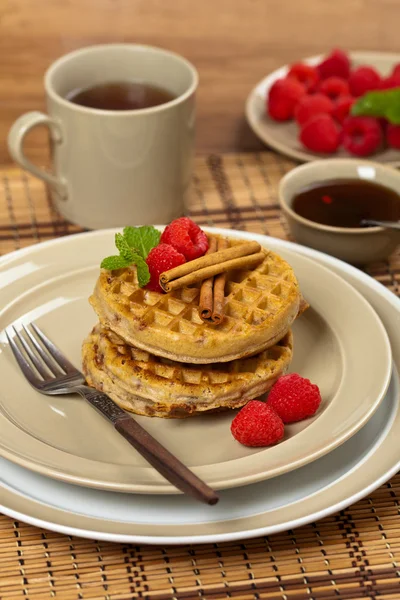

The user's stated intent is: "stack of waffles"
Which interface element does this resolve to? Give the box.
[83,236,305,418]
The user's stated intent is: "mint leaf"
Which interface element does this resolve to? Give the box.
[101,255,131,270]
[132,253,151,287]
[386,101,400,125]
[123,226,161,259]
[101,252,150,286]
[352,88,400,124]
[352,90,389,117]
[100,229,152,287]
[115,233,135,262]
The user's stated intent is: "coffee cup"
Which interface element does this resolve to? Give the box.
[8,44,198,229]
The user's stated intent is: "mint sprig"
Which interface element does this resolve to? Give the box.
[100,226,160,287]
[115,233,134,262]
[100,241,149,286]
[352,88,400,124]
[133,254,151,287]
[101,255,133,271]
[123,226,161,259]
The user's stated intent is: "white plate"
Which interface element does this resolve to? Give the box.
[0,231,399,544]
[246,51,400,164]
[0,230,391,493]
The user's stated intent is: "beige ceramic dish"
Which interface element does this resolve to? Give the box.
[279,158,400,264]
[0,228,391,494]
[245,51,400,165]
[8,44,198,230]
[0,236,399,544]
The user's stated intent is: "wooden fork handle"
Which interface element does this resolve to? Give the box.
[78,385,219,505]
[114,415,219,505]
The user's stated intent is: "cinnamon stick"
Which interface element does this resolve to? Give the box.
[160,251,265,293]
[199,236,217,321]
[160,241,261,285]
[160,241,262,292]
[212,237,229,324]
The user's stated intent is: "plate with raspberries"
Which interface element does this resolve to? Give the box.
[246,49,400,164]
[0,233,399,544]
[0,224,392,496]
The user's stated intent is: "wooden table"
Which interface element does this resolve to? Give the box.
[2,0,400,165]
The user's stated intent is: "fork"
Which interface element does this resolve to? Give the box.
[5,322,219,505]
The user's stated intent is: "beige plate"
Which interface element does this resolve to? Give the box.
[0,234,399,545]
[0,229,392,494]
[246,51,400,165]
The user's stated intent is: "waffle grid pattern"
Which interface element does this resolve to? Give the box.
[2,154,400,599]
[106,247,298,340]
[100,326,292,386]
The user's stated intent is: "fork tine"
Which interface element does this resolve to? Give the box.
[30,322,78,374]
[6,328,40,387]
[18,326,54,379]
[22,324,63,376]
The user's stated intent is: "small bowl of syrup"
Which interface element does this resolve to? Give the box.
[279,158,400,264]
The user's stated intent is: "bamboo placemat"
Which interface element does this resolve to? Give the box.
[1,152,400,599]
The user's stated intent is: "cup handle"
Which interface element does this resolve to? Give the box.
[8,111,67,196]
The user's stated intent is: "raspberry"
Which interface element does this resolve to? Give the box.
[380,75,400,90]
[318,77,350,101]
[392,64,400,79]
[267,77,306,121]
[317,48,351,80]
[386,124,400,149]
[145,243,186,292]
[379,118,388,132]
[342,116,382,156]
[349,66,381,97]
[299,114,341,154]
[294,94,334,126]
[267,373,321,424]
[287,62,320,92]
[231,401,284,447]
[332,95,355,124]
[160,217,208,261]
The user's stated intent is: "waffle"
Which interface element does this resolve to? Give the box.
[82,325,293,418]
[90,240,302,364]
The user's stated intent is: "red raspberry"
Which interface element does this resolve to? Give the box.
[318,77,350,101]
[386,124,400,149]
[294,94,334,126]
[299,114,341,154]
[267,373,321,424]
[317,48,351,80]
[391,64,400,79]
[145,243,186,292]
[231,401,284,447]
[379,118,389,132]
[349,66,381,97]
[267,77,306,121]
[160,217,208,261]
[332,95,355,124]
[342,116,382,156]
[380,75,400,90]
[287,62,320,92]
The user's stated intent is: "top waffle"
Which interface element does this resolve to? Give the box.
[90,239,302,363]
